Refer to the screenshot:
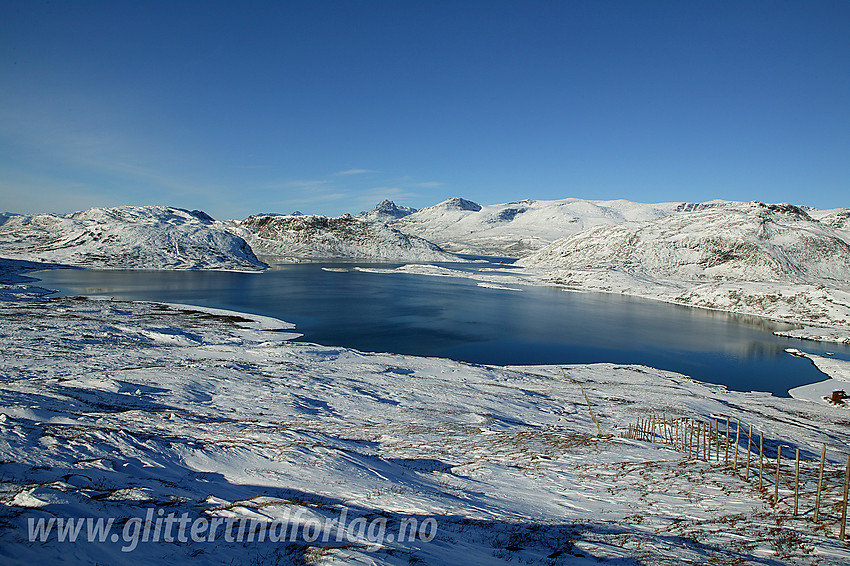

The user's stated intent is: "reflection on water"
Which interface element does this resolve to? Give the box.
[33,262,850,398]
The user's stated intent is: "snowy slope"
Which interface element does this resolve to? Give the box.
[230,213,462,262]
[0,206,266,270]
[518,202,850,283]
[1,263,849,564]
[808,207,850,243]
[389,197,695,256]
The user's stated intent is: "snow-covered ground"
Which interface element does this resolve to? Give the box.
[2,259,850,565]
[387,197,687,256]
[787,349,850,408]
[227,213,461,263]
[0,207,266,271]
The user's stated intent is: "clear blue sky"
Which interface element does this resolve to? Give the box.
[1,0,847,219]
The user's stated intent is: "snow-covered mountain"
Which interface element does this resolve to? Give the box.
[230,213,461,262]
[515,201,850,331]
[0,206,266,270]
[518,201,850,283]
[388,197,689,256]
[356,199,417,223]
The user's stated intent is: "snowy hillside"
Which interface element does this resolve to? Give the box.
[516,201,850,334]
[0,206,266,270]
[230,213,461,262]
[389,197,690,256]
[2,261,849,564]
[808,207,850,242]
[356,199,417,223]
[519,202,850,283]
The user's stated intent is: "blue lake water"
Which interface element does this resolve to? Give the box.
[32,260,850,397]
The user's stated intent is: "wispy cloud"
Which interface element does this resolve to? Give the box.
[334,168,379,176]
[0,98,222,206]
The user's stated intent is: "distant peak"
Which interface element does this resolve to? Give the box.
[374,200,416,214]
[357,200,417,221]
[440,197,482,212]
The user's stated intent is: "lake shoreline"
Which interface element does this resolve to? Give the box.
[21,259,850,398]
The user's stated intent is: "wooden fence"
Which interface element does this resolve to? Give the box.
[623,413,850,540]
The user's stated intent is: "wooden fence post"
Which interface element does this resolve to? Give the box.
[690,420,696,459]
[688,419,693,459]
[715,419,720,461]
[759,432,764,491]
[717,419,721,462]
[841,454,850,541]
[649,414,654,441]
[692,420,697,459]
[746,424,753,481]
[774,445,782,506]
[725,416,730,464]
[794,448,800,516]
[734,419,740,474]
[815,443,826,522]
[693,420,697,459]
[666,415,672,444]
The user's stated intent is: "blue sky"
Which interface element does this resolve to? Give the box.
[1,1,848,219]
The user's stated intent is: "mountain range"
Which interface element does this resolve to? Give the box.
[2,197,849,339]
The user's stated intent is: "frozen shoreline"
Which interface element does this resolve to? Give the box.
[787,349,850,409]
[353,261,850,345]
[20,259,850,397]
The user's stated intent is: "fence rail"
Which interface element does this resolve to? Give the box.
[622,413,850,540]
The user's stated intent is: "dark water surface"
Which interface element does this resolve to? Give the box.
[33,261,850,397]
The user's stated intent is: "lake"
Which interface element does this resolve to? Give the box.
[32,260,850,397]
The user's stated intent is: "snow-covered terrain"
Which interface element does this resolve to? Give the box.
[787,349,850,407]
[808,207,850,232]
[0,206,266,271]
[514,201,850,342]
[519,202,850,282]
[2,259,850,565]
[388,197,690,256]
[229,213,461,263]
